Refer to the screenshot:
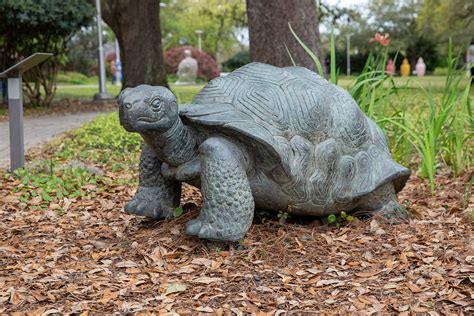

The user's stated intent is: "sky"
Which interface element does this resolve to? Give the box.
[322,0,368,8]
[319,0,369,33]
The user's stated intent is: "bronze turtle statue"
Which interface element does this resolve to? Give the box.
[118,62,410,241]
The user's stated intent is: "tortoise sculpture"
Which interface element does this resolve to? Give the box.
[118,62,410,241]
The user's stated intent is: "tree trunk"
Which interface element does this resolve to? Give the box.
[91,0,168,89]
[246,0,326,73]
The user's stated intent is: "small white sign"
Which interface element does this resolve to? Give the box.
[7,78,20,100]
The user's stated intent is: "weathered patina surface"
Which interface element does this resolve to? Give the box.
[118,62,410,241]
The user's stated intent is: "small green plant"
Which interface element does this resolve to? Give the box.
[12,164,104,209]
[464,176,473,210]
[327,214,337,224]
[329,28,337,84]
[277,211,289,224]
[340,211,354,222]
[173,207,184,218]
[256,210,271,224]
[327,211,354,228]
[288,23,324,76]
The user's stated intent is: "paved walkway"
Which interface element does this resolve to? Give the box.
[0,111,109,169]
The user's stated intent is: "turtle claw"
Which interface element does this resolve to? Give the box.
[185,217,245,241]
[199,224,245,241]
[124,186,173,219]
[377,201,409,224]
[185,218,203,235]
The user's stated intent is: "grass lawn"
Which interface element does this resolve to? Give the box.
[55,83,203,104]
[55,84,121,99]
[54,75,471,104]
[337,75,465,90]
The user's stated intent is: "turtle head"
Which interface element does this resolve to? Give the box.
[118,85,179,133]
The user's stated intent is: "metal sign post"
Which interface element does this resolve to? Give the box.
[93,0,113,101]
[0,53,52,171]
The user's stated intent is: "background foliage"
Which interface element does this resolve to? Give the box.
[221,51,251,72]
[0,0,94,106]
[160,0,246,64]
[320,0,473,74]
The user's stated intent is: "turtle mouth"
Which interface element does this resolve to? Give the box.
[134,118,161,132]
[137,117,158,123]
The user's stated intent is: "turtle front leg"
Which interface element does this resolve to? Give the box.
[185,137,254,241]
[125,144,181,219]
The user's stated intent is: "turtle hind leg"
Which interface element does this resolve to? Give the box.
[186,137,254,241]
[356,182,408,222]
[125,144,181,219]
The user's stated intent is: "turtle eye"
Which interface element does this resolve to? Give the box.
[151,98,163,111]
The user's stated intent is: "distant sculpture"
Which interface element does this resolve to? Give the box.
[401,58,411,77]
[416,57,426,77]
[176,49,198,85]
[118,63,410,241]
[386,58,396,75]
[467,39,474,83]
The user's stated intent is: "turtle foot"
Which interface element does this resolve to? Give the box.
[185,217,245,241]
[357,182,409,224]
[376,200,409,224]
[125,186,174,219]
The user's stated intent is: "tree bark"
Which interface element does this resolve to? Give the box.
[90,0,168,89]
[246,0,326,72]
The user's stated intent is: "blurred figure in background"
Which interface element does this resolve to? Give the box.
[110,59,117,85]
[468,39,474,84]
[0,79,6,105]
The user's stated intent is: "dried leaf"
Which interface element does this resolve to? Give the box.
[165,283,187,295]
[196,306,214,312]
[355,270,382,278]
[115,260,138,268]
[1,195,19,203]
[407,282,422,293]
[193,277,221,285]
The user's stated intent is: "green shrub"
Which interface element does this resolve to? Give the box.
[0,0,95,106]
[57,71,96,85]
[55,114,142,161]
[222,51,251,72]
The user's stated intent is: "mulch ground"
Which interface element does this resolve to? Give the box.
[0,166,472,314]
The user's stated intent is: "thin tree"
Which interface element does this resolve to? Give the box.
[246,0,326,72]
[89,0,168,88]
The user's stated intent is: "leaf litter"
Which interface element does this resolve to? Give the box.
[0,157,472,314]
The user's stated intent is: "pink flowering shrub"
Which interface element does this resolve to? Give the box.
[164,46,220,81]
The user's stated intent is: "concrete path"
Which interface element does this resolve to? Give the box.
[0,111,109,169]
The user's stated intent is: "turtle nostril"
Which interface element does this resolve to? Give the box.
[125,103,132,109]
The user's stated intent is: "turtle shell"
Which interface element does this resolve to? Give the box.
[180,62,410,211]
